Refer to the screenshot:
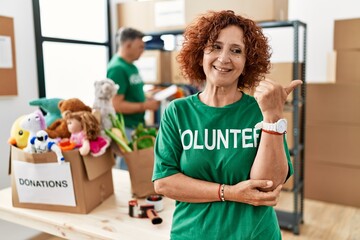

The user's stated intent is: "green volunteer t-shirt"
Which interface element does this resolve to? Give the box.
[107,55,145,128]
[153,92,293,240]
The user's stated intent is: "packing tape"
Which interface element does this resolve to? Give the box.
[145,194,164,212]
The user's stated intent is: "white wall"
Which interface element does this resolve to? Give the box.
[289,0,360,82]
[0,0,359,238]
[0,1,42,239]
[0,1,39,188]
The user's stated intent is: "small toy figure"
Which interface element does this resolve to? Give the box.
[30,130,65,164]
[8,115,30,149]
[63,110,109,157]
[20,110,47,153]
[93,78,119,131]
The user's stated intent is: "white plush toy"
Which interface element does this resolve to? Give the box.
[93,78,119,130]
[30,130,65,164]
[20,110,47,153]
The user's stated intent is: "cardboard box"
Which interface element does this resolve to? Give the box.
[170,50,189,84]
[265,62,304,102]
[9,146,114,214]
[118,0,288,33]
[135,50,171,84]
[117,1,155,33]
[306,83,360,125]
[334,18,360,50]
[305,123,360,167]
[334,50,360,84]
[305,160,360,208]
[185,0,288,24]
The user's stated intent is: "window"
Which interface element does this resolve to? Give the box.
[33,0,111,106]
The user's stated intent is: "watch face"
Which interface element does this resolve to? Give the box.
[277,119,287,133]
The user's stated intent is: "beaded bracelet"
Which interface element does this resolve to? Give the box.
[220,184,225,202]
[217,184,222,201]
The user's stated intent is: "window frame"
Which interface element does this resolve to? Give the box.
[32,0,112,98]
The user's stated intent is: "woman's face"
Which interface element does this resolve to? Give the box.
[202,25,246,88]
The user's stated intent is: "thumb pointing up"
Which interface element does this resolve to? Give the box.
[284,80,303,96]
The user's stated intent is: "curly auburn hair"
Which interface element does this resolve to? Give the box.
[63,111,100,141]
[177,10,271,90]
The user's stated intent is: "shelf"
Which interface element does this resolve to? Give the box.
[276,210,303,235]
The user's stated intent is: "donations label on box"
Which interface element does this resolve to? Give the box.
[13,160,76,206]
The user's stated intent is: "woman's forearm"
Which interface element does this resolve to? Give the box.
[154,173,220,203]
[250,132,288,190]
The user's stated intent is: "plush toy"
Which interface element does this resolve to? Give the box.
[30,130,65,164]
[46,98,92,139]
[93,78,119,130]
[20,110,47,152]
[62,110,110,157]
[29,97,63,126]
[8,115,30,149]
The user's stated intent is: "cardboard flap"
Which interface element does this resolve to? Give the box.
[10,146,58,166]
[82,148,114,181]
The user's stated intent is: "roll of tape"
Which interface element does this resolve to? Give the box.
[146,194,164,212]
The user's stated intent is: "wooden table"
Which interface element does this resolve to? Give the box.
[0,169,175,240]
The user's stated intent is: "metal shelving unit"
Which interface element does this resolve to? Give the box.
[259,20,307,235]
[145,19,307,235]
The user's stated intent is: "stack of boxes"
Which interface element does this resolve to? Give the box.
[118,0,289,85]
[117,0,288,34]
[305,18,360,208]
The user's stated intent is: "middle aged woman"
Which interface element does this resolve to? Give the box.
[152,10,302,240]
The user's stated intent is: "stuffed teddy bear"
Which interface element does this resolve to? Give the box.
[62,110,110,157]
[46,98,92,139]
[93,78,119,130]
[29,97,63,126]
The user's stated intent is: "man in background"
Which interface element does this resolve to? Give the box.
[107,27,160,169]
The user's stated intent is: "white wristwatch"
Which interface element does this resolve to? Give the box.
[255,118,288,134]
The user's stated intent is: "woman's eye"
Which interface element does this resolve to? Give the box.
[231,48,242,54]
[212,44,221,50]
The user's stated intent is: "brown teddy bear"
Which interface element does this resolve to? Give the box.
[46,98,92,139]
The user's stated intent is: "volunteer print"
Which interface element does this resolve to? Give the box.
[179,128,261,150]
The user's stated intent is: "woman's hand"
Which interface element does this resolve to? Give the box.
[225,179,283,206]
[254,79,302,122]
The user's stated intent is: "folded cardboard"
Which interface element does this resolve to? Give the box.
[334,18,360,50]
[306,83,360,125]
[305,123,360,167]
[305,159,360,208]
[118,0,288,32]
[9,146,114,214]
